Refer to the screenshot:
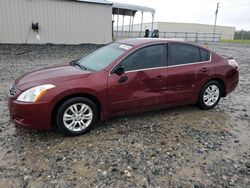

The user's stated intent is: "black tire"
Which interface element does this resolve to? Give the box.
[55,97,98,136]
[198,80,222,110]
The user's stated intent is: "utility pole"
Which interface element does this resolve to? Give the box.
[213,2,219,42]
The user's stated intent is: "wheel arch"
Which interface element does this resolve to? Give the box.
[200,77,226,97]
[209,78,226,97]
[51,93,102,129]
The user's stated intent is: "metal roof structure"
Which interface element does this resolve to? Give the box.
[112,2,155,16]
[73,0,112,5]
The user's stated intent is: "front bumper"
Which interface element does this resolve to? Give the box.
[8,97,52,130]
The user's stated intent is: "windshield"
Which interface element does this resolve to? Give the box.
[78,43,132,71]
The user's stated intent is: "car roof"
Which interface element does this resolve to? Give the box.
[116,38,211,52]
[117,38,193,46]
[117,38,169,46]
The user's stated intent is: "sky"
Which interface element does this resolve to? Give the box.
[112,0,250,30]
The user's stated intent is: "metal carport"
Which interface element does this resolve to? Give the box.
[112,2,155,38]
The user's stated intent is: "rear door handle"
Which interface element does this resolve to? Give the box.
[155,75,164,82]
[200,67,209,73]
[156,75,163,78]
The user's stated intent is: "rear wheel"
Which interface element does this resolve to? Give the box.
[55,97,98,135]
[199,80,222,110]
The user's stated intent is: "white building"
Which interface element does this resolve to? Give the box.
[0,0,113,44]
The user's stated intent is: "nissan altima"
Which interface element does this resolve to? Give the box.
[8,38,239,135]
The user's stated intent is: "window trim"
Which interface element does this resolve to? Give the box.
[167,43,211,67]
[123,65,169,73]
[110,43,167,75]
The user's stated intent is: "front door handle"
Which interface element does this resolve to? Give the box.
[200,67,209,73]
[156,75,163,78]
[119,76,128,83]
[155,75,164,82]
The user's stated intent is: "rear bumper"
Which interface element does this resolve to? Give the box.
[225,68,239,96]
[8,98,52,130]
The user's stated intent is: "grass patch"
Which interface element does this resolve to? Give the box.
[221,39,250,44]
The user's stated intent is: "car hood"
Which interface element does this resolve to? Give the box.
[15,64,92,91]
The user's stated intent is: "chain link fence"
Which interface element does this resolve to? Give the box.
[114,31,221,42]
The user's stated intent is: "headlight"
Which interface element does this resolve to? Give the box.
[17,84,55,102]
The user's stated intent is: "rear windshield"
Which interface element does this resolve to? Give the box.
[78,43,131,71]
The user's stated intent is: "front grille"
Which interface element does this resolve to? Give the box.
[9,85,18,97]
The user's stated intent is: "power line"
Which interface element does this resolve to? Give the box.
[190,0,217,7]
[171,2,250,18]
[220,3,250,10]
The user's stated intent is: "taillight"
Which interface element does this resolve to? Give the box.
[228,59,238,69]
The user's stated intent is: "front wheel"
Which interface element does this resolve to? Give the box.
[55,97,98,135]
[198,80,222,110]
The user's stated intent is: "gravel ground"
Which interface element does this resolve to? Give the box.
[0,42,249,187]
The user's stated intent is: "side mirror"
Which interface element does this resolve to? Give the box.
[114,66,125,75]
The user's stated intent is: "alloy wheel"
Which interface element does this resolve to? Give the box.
[63,103,93,132]
[203,84,220,106]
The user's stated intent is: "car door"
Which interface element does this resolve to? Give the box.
[107,44,167,114]
[165,43,201,104]
[195,48,212,89]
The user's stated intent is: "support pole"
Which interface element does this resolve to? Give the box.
[213,2,219,42]
[131,16,134,38]
[140,11,144,37]
[151,14,154,32]
[129,10,132,37]
[112,20,114,41]
[122,15,125,39]
[116,8,119,40]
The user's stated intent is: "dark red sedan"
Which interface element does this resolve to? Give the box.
[9,39,239,135]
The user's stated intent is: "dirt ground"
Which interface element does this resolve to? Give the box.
[0,42,249,188]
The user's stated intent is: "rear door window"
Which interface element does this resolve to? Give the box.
[168,43,200,66]
[200,48,210,61]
